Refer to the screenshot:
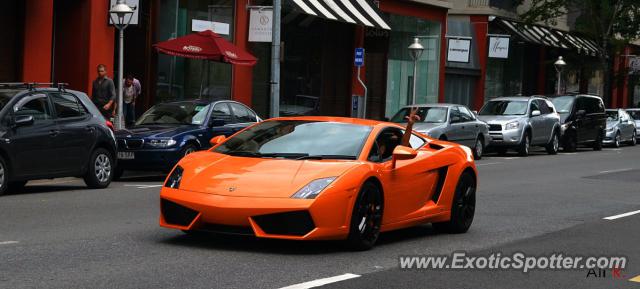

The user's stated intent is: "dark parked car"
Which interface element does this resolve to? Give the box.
[0,83,117,195]
[114,100,261,178]
[550,94,606,151]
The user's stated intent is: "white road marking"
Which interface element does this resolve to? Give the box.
[279,274,361,289]
[476,162,502,166]
[0,241,19,245]
[562,153,578,155]
[598,168,633,174]
[503,157,520,160]
[604,209,640,220]
[124,184,163,189]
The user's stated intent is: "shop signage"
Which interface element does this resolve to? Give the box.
[249,8,273,42]
[629,56,640,75]
[191,19,230,35]
[447,38,471,63]
[354,48,365,67]
[489,37,510,59]
[109,0,139,25]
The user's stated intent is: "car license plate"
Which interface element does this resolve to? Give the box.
[118,152,135,160]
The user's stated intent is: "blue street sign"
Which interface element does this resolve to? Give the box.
[354,48,365,67]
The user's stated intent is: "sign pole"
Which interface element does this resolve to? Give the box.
[354,48,366,118]
[270,0,281,118]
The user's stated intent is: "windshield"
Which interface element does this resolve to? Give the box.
[628,110,640,120]
[214,120,372,159]
[135,102,210,125]
[551,96,574,114]
[0,90,20,111]
[606,111,619,121]
[390,107,448,123]
[479,100,528,116]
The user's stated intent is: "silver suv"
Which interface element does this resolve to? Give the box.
[478,96,561,156]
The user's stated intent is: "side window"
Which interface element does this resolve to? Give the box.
[229,103,257,123]
[14,95,52,123]
[458,106,475,121]
[449,107,462,123]
[368,128,403,163]
[211,103,233,123]
[545,100,556,113]
[536,100,551,114]
[530,101,541,115]
[51,93,87,119]
[576,97,587,112]
[586,98,603,114]
[409,134,426,149]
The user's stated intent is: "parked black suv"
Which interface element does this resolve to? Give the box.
[0,83,117,195]
[550,94,606,151]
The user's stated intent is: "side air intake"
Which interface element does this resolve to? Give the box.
[431,166,449,203]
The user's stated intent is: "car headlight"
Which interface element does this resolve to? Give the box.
[505,121,519,130]
[606,127,614,132]
[165,166,184,189]
[291,177,337,199]
[148,139,177,148]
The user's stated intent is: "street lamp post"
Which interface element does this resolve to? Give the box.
[408,38,424,105]
[109,0,135,130]
[554,56,566,95]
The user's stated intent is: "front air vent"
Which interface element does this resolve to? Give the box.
[431,166,449,203]
[161,199,198,226]
[252,211,315,236]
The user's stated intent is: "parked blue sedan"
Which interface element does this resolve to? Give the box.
[113,99,261,179]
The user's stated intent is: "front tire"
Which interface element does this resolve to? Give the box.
[563,134,577,152]
[517,132,531,156]
[629,131,637,146]
[433,172,476,233]
[83,148,113,189]
[347,182,383,251]
[613,132,621,148]
[546,131,559,155]
[472,137,484,160]
[0,156,8,196]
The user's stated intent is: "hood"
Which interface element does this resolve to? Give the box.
[559,113,570,124]
[115,125,200,139]
[476,115,523,124]
[399,122,446,135]
[606,121,618,130]
[176,152,360,198]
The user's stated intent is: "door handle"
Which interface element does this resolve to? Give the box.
[49,130,60,137]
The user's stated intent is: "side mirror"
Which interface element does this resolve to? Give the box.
[531,110,541,117]
[391,145,417,168]
[209,118,226,127]
[14,115,34,127]
[209,135,227,146]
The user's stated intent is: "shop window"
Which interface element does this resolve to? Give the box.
[155,0,235,103]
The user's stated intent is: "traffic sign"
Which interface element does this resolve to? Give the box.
[354,48,365,67]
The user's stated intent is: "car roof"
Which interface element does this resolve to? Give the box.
[402,103,459,108]
[548,94,602,99]
[488,96,536,101]
[268,116,401,128]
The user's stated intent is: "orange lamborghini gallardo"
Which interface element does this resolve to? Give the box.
[160,117,477,250]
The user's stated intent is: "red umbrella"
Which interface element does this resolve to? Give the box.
[154,30,257,66]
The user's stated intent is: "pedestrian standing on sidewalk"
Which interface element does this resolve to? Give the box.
[122,74,141,127]
[91,64,116,120]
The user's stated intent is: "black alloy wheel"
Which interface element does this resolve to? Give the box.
[347,182,383,251]
[433,172,476,233]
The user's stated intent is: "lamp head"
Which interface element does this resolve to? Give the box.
[110,0,134,25]
[554,56,566,71]
[408,38,425,61]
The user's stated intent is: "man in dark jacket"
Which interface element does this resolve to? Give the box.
[91,64,116,119]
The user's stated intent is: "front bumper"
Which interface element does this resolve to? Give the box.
[603,129,616,144]
[488,128,523,146]
[159,187,354,240]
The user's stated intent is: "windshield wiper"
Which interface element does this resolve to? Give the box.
[295,155,357,160]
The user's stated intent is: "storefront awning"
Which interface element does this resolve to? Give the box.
[497,19,600,56]
[288,0,391,30]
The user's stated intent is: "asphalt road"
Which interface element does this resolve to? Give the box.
[1,146,640,289]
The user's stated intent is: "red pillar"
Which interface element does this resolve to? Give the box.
[471,15,487,110]
[611,52,620,108]
[22,0,54,82]
[621,46,631,108]
[232,1,253,106]
[86,0,115,94]
[537,47,547,94]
